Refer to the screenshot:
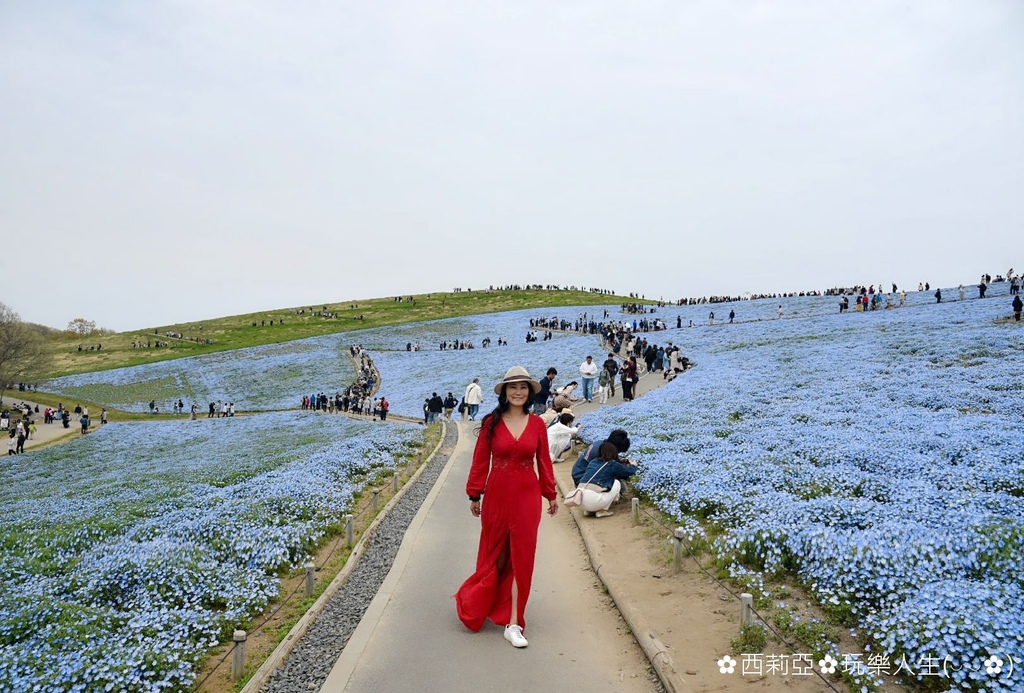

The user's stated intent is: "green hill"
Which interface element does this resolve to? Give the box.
[45,288,644,378]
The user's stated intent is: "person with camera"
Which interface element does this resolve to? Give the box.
[572,439,637,518]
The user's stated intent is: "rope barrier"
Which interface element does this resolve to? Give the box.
[192,643,235,690]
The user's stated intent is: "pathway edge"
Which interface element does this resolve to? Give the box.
[238,422,448,693]
[555,476,692,693]
[318,420,466,693]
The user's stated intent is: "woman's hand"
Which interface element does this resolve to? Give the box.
[470,500,481,517]
[547,499,559,516]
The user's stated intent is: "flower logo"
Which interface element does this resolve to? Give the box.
[717,655,737,674]
[984,655,1003,675]
[818,653,838,674]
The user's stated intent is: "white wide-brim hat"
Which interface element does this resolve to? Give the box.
[494,366,542,395]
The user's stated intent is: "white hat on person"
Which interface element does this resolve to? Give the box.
[494,366,542,395]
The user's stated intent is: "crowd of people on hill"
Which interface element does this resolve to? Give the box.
[303,391,391,419]
[294,305,340,318]
[451,284,616,295]
[422,392,460,423]
[4,400,110,453]
[674,294,746,305]
[130,335,215,348]
[402,338,509,351]
[298,346,391,420]
[621,303,658,314]
[205,401,235,418]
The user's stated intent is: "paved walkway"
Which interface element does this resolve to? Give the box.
[1,397,81,451]
[320,364,671,693]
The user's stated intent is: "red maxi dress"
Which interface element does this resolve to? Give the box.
[455,414,557,632]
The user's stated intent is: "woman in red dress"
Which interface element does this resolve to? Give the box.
[455,366,559,648]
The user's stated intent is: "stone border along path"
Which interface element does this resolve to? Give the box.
[255,422,460,693]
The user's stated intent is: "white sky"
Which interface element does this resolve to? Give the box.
[1,0,1021,331]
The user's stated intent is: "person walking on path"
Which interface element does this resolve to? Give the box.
[464,378,484,420]
[456,367,558,649]
[443,392,458,420]
[935,288,942,303]
[598,365,612,404]
[379,397,390,421]
[1013,295,1023,322]
[427,393,444,423]
[620,356,639,401]
[601,354,618,398]
[579,355,599,403]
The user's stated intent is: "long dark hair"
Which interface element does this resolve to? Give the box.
[483,384,531,437]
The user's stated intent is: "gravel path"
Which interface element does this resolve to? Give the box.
[260,423,459,693]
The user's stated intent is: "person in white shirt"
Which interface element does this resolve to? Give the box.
[579,355,599,402]
[464,378,484,420]
[547,413,582,462]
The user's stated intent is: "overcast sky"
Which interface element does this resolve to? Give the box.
[1,1,1021,331]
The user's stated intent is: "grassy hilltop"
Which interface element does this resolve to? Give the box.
[45,289,643,378]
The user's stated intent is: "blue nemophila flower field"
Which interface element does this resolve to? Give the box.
[0,414,420,692]
[42,335,358,413]
[14,286,1022,691]
[581,284,1023,690]
[40,305,615,414]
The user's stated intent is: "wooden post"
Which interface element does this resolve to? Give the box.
[231,630,247,679]
[672,527,686,573]
[372,489,380,513]
[392,472,399,493]
[631,498,640,526]
[305,563,316,596]
[345,514,354,548]
[740,593,754,629]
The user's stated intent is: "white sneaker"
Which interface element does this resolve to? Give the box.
[595,510,614,518]
[504,624,528,648]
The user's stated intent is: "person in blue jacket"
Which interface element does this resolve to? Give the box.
[571,428,632,487]
[575,442,637,517]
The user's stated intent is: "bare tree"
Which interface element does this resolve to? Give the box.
[0,302,51,404]
[66,317,97,336]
